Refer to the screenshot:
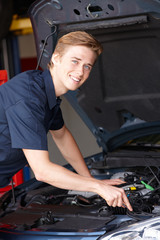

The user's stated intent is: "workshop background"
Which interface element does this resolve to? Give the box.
[0,0,101,179]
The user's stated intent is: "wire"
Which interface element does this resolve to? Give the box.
[147,165,160,185]
[36,25,57,70]
[11,178,16,206]
[143,158,160,186]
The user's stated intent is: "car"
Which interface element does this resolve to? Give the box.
[0,0,160,239]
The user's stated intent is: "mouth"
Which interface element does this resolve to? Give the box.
[70,75,81,83]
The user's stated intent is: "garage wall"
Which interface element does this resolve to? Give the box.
[48,96,101,165]
[18,33,101,167]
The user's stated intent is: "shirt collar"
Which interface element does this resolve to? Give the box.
[42,69,57,109]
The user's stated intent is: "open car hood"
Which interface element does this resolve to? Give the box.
[28,0,160,152]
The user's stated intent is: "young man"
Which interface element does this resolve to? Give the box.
[0,31,132,211]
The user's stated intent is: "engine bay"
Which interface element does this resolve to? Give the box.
[1,159,160,233]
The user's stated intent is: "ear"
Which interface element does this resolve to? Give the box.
[51,53,60,65]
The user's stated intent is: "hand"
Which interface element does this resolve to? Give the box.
[97,180,133,211]
[102,178,125,186]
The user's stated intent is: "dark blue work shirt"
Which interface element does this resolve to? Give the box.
[0,69,64,187]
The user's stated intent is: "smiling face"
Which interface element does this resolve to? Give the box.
[50,45,97,96]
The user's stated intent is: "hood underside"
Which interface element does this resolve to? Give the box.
[28,0,160,148]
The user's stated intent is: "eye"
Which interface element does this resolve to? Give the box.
[84,65,91,71]
[72,60,78,64]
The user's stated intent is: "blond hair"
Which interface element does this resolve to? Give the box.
[48,31,103,68]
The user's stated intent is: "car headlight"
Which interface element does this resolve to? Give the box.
[100,216,160,240]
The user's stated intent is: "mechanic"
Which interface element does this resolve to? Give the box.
[0,31,132,211]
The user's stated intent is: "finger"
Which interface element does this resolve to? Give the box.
[104,179,125,186]
[113,180,125,185]
[115,178,125,182]
[112,199,117,208]
[107,199,114,207]
[112,179,125,184]
[122,201,127,208]
[122,193,133,211]
[117,195,123,208]
[106,195,116,207]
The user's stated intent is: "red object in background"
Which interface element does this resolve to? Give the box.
[0,70,24,197]
[0,170,24,197]
[0,70,8,85]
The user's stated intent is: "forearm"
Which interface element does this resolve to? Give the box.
[23,148,133,211]
[40,161,97,192]
[37,162,132,211]
[50,127,92,177]
[23,148,96,192]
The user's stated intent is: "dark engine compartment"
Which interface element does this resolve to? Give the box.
[1,152,160,233]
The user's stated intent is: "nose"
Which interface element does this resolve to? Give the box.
[76,64,84,77]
